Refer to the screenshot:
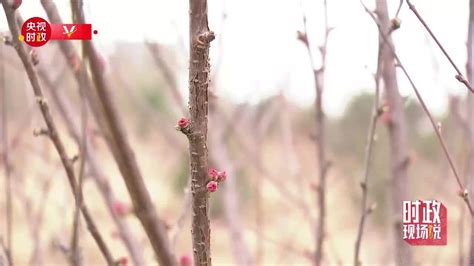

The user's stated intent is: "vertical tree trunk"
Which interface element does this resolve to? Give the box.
[467,0,474,265]
[188,0,215,265]
[375,1,413,266]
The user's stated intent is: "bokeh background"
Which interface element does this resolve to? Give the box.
[0,0,473,265]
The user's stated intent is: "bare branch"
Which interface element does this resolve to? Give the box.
[361,0,474,216]
[406,0,474,92]
[0,2,114,264]
[68,1,177,264]
[298,0,331,264]
[353,52,382,265]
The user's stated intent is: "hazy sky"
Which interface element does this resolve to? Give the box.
[1,0,470,117]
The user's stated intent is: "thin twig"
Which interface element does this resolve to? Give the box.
[70,61,89,266]
[360,0,474,216]
[145,42,187,115]
[36,61,146,266]
[0,32,12,266]
[298,0,331,264]
[1,2,115,264]
[170,177,192,250]
[69,1,177,264]
[406,0,474,92]
[353,61,382,265]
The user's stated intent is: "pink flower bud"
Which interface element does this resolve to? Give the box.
[208,168,218,180]
[112,201,131,217]
[177,117,190,128]
[207,181,218,192]
[217,171,227,182]
[179,254,192,266]
[11,0,22,9]
[68,54,80,73]
[30,49,39,66]
[116,256,128,266]
[110,231,120,240]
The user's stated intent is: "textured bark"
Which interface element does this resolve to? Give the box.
[68,1,177,265]
[188,0,215,264]
[376,1,413,266]
[467,0,474,264]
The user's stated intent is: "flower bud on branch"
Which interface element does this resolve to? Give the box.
[175,117,191,135]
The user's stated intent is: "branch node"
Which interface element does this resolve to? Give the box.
[35,96,48,106]
[459,189,469,199]
[71,154,79,164]
[176,117,192,135]
[30,49,39,66]
[194,31,215,49]
[367,202,377,214]
[1,34,13,46]
[33,128,50,137]
[390,18,402,32]
[296,31,309,46]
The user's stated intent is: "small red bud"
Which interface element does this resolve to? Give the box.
[68,54,80,72]
[11,0,22,10]
[116,256,128,266]
[177,117,190,128]
[30,49,39,66]
[110,231,120,240]
[217,171,227,182]
[310,182,320,192]
[208,168,218,180]
[380,111,392,125]
[207,181,218,192]
[112,201,131,217]
[179,254,192,266]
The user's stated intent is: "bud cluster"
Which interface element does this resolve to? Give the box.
[206,168,227,192]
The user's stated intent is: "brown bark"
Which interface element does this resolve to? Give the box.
[375,1,413,265]
[187,0,215,264]
[67,1,177,264]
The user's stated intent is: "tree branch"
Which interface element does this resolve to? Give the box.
[0,2,114,264]
[68,1,177,264]
[298,0,331,264]
[187,0,215,263]
[406,0,474,92]
[353,59,382,265]
[361,0,474,216]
